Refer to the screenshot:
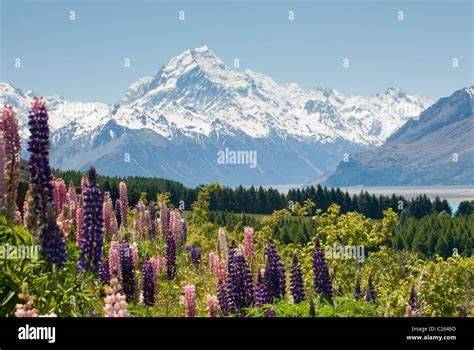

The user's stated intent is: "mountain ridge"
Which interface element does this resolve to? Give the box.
[326,87,474,186]
[0,46,434,186]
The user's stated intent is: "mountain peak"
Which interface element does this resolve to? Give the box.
[384,86,406,98]
[158,45,225,78]
[193,45,210,53]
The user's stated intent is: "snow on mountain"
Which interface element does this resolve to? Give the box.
[0,82,111,139]
[326,86,474,186]
[0,46,434,186]
[103,46,432,147]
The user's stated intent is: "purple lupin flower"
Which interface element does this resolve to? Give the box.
[115,199,122,228]
[159,200,169,238]
[98,259,110,285]
[255,270,271,307]
[1,106,21,222]
[312,235,333,301]
[226,241,254,316]
[120,243,136,302]
[191,246,202,264]
[27,99,66,266]
[226,244,240,316]
[364,274,376,303]
[264,238,286,302]
[43,204,67,266]
[290,254,305,303]
[149,203,156,237]
[241,254,254,308]
[141,259,156,306]
[353,273,362,300]
[216,278,229,316]
[77,166,104,273]
[166,231,176,279]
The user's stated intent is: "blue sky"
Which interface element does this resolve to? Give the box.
[1,0,472,104]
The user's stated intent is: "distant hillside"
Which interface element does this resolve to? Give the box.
[326,87,474,186]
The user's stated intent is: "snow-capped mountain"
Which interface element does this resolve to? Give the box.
[107,45,431,147]
[326,87,474,186]
[0,82,111,139]
[0,46,433,186]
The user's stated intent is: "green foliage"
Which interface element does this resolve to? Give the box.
[0,216,102,317]
[244,296,383,317]
[52,168,454,220]
[393,212,474,258]
[2,179,473,318]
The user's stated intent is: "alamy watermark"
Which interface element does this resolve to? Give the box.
[0,244,40,262]
[325,244,365,263]
[217,148,257,168]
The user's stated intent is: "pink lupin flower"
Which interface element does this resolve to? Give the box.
[133,218,141,239]
[208,252,227,286]
[207,295,219,317]
[243,227,255,259]
[110,213,118,238]
[170,209,183,245]
[1,106,21,222]
[104,278,129,317]
[80,174,87,196]
[67,181,77,220]
[156,254,165,271]
[103,192,113,240]
[136,200,149,236]
[159,200,169,236]
[149,257,158,280]
[119,182,129,228]
[218,228,228,260]
[14,210,22,225]
[75,204,84,247]
[14,283,38,318]
[131,242,139,268]
[53,179,68,218]
[182,284,197,317]
[109,240,121,279]
[0,129,5,215]
[209,252,217,274]
[57,205,72,237]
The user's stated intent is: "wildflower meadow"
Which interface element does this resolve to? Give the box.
[0,100,473,318]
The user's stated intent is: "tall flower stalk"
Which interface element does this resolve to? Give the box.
[104,278,129,317]
[207,295,219,317]
[166,231,176,279]
[103,192,113,240]
[0,127,5,216]
[120,243,136,302]
[255,269,270,307]
[216,278,229,316]
[290,254,305,303]
[53,179,67,218]
[364,273,376,303]
[77,166,104,273]
[182,284,197,317]
[1,106,21,222]
[141,258,156,306]
[119,182,128,228]
[159,200,169,237]
[109,240,121,279]
[264,238,286,302]
[226,241,254,316]
[27,99,66,266]
[243,227,255,259]
[312,235,333,301]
